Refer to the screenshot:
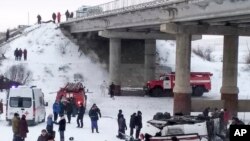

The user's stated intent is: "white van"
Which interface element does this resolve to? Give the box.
[6,86,46,125]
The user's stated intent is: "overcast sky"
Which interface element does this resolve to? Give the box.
[0,0,112,32]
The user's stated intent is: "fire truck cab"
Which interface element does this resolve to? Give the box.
[56,82,87,108]
[144,72,212,97]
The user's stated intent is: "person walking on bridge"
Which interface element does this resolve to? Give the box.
[37,14,42,24]
[57,12,61,23]
[65,10,70,21]
[52,13,57,23]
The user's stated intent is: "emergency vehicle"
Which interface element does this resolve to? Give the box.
[6,86,46,125]
[144,72,212,97]
[56,82,87,108]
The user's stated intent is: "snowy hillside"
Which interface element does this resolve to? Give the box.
[1,23,250,141]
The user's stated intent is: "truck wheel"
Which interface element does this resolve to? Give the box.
[151,87,163,97]
[193,86,204,97]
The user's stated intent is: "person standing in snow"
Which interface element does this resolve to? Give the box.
[54,115,66,141]
[100,80,108,96]
[66,99,73,123]
[116,109,123,137]
[46,114,54,137]
[117,114,127,139]
[23,49,27,61]
[18,48,23,61]
[57,12,61,23]
[14,48,18,61]
[129,113,136,137]
[12,113,20,141]
[52,13,56,23]
[37,14,42,24]
[134,111,142,139]
[76,103,85,128]
[89,104,101,133]
[6,29,10,41]
[0,99,3,115]
[19,115,29,141]
[109,82,115,99]
[53,100,61,121]
[65,10,70,21]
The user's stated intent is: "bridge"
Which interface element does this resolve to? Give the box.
[60,0,250,117]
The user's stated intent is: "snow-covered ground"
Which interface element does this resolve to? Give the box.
[1,23,250,141]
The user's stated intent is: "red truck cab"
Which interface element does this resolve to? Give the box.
[144,72,213,97]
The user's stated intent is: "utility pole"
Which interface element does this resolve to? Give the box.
[28,12,30,25]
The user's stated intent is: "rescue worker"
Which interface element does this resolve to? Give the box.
[52,13,56,23]
[203,107,210,118]
[129,113,136,137]
[23,49,27,61]
[135,111,142,139]
[65,10,70,21]
[12,113,20,141]
[37,14,42,24]
[76,103,85,128]
[117,114,127,139]
[100,80,108,96]
[19,115,29,141]
[57,12,61,23]
[89,104,101,133]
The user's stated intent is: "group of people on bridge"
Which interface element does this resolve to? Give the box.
[37,10,74,25]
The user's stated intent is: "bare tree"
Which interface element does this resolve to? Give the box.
[4,64,33,84]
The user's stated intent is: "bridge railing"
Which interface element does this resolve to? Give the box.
[74,0,173,19]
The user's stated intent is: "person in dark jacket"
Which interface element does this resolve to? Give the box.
[203,107,210,118]
[116,109,123,137]
[65,10,70,21]
[19,115,29,141]
[46,114,54,136]
[89,103,101,133]
[70,12,74,18]
[37,14,42,24]
[57,12,61,23]
[14,48,18,61]
[109,82,115,98]
[23,49,27,61]
[117,114,127,139]
[66,99,73,123]
[37,129,49,141]
[53,100,61,121]
[52,13,56,23]
[0,99,3,114]
[77,103,85,128]
[135,111,142,139]
[54,115,66,141]
[129,113,136,137]
[18,48,22,61]
[6,29,10,41]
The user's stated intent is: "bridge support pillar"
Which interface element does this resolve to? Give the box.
[173,34,192,115]
[220,35,239,118]
[144,39,156,83]
[109,38,121,89]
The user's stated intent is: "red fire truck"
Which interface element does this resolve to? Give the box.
[56,82,87,108]
[144,72,212,97]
